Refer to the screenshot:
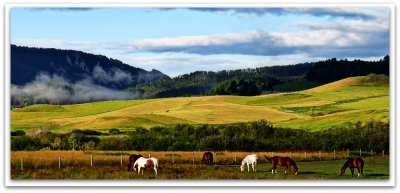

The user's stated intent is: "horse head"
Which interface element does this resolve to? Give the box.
[240,165,244,172]
[339,167,346,175]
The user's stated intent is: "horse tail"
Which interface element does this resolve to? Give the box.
[265,156,272,161]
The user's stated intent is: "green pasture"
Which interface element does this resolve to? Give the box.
[11,74,389,133]
[11,156,389,180]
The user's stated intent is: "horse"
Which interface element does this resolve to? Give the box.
[133,157,159,176]
[201,152,214,166]
[127,154,143,171]
[240,154,258,172]
[340,158,364,177]
[265,156,298,175]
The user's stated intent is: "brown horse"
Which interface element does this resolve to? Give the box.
[265,156,298,175]
[201,152,214,166]
[127,154,143,171]
[340,158,364,177]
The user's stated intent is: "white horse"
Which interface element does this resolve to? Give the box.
[240,154,258,172]
[133,157,159,176]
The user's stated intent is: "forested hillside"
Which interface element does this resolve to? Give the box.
[11,45,168,89]
[128,63,313,98]
[128,56,389,98]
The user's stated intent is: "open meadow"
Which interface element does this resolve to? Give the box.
[10,151,389,180]
[11,74,389,132]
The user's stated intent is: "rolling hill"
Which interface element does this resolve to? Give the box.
[11,74,389,132]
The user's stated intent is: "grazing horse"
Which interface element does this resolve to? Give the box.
[240,154,258,172]
[340,158,364,177]
[265,156,298,175]
[201,152,214,166]
[133,157,159,176]
[127,154,143,171]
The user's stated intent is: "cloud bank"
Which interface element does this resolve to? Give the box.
[184,7,385,20]
[12,7,390,77]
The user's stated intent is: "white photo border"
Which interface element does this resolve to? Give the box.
[3,1,396,187]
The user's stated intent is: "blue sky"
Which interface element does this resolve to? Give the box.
[11,7,390,76]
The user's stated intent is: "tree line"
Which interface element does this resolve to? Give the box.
[128,63,313,98]
[11,120,389,153]
[306,56,389,83]
[129,56,389,98]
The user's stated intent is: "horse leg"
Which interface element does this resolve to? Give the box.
[154,166,157,176]
[138,167,141,175]
[272,163,276,174]
[247,163,250,172]
[357,167,361,178]
[350,168,354,176]
[361,166,363,177]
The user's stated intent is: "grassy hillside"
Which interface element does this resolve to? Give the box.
[11,74,389,132]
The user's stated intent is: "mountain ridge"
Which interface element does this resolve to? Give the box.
[11,44,168,90]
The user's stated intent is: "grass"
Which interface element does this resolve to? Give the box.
[11,74,389,132]
[10,150,389,180]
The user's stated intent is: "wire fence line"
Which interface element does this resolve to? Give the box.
[12,149,387,171]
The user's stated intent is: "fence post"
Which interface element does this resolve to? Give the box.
[148,154,151,158]
[272,152,274,157]
[289,151,291,158]
[20,158,23,171]
[319,151,321,161]
[360,149,362,157]
[58,156,61,169]
[334,150,336,160]
[234,153,237,163]
[347,149,349,157]
[304,151,307,160]
[382,150,384,157]
[193,152,195,165]
[120,154,123,167]
[91,155,93,167]
[172,154,175,164]
[371,149,373,156]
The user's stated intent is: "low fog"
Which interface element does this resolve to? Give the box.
[11,73,138,105]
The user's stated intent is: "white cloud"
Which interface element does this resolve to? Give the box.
[187,7,388,20]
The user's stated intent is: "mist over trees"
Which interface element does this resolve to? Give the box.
[10,45,168,106]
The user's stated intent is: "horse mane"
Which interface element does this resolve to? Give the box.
[341,158,352,169]
[241,158,246,166]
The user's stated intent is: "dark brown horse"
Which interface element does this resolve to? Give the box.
[201,152,214,166]
[265,156,298,175]
[340,158,364,177]
[127,154,143,171]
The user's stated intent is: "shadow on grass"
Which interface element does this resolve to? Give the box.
[300,171,319,175]
[367,173,389,177]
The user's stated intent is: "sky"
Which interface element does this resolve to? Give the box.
[11,7,390,77]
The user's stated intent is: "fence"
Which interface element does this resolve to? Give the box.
[12,149,388,171]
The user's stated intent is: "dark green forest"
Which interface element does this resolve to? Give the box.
[11,120,389,153]
[129,56,389,98]
[11,45,167,89]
